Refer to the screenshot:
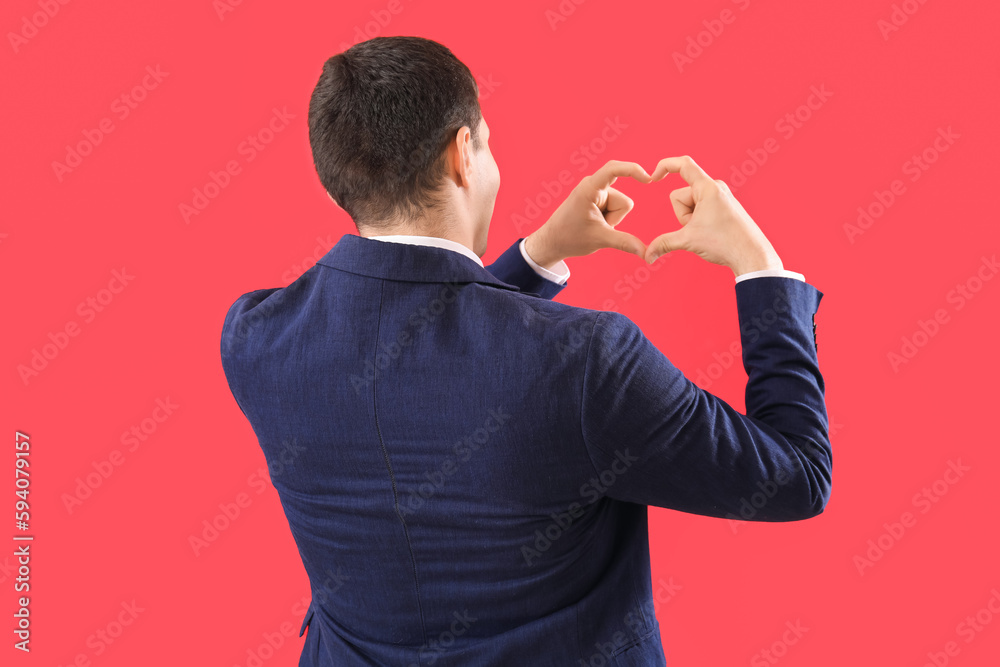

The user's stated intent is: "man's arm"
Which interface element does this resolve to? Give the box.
[579,277,830,520]
[579,155,830,519]
[485,238,568,300]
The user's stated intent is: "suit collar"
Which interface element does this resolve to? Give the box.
[317,233,521,291]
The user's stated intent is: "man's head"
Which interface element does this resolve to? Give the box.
[308,36,499,254]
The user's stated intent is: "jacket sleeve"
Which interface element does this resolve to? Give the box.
[485,238,567,300]
[579,277,831,521]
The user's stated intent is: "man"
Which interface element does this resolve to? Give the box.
[220,36,830,667]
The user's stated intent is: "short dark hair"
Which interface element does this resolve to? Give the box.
[308,36,482,228]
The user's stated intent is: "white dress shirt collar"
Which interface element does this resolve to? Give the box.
[365,234,484,268]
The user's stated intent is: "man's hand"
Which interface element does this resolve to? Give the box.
[524,160,653,268]
[644,156,784,278]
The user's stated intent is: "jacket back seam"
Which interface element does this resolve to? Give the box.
[371,278,428,659]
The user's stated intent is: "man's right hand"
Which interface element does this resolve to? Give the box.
[644,155,785,278]
[524,160,653,267]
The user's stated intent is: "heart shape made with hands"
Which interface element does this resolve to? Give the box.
[543,154,773,273]
[533,155,722,264]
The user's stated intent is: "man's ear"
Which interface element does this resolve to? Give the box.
[448,126,474,189]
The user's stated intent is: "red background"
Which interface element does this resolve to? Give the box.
[4,0,999,665]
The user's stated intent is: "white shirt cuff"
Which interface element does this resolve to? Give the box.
[519,238,570,285]
[735,268,805,283]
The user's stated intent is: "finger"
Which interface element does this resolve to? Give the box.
[649,155,712,186]
[644,229,686,264]
[602,188,634,227]
[589,160,653,190]
[669,186,694,224]
[598,228,646,259]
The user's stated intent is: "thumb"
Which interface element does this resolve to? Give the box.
[601,229,647,259]
[645,230,685,264]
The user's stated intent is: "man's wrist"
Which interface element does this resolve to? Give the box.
[524,230,565,269]
[731,249,784,278]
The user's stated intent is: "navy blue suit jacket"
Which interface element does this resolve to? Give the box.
[220,234,831,666]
